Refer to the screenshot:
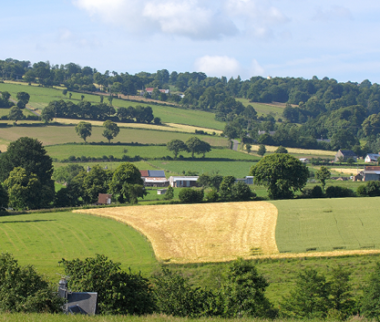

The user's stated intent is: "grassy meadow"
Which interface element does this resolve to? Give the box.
[0,212,157,280]
[273,197,380,253]
[0,82,225,130]
[148,160,256,177]
[236,98,285,118]
[46,145,259,162]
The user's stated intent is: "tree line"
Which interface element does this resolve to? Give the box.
[4,251,380,320]
[41,99,159,124]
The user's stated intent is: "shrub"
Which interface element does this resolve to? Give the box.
[152,267,214,317]
[357,181,380,197]
[325,186,356,198]
[178,188,204,203]
[301,185,324,199]
[164,186,174,200]
[0,253,63,313]
[205,189,218,202]
[60,254,155,315]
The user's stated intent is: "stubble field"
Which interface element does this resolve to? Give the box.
[74,202,279,263]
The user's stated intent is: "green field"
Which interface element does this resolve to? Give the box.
[273,197,380,253]
[46,144,259,162]
[0,83,225,130]
[0,125,227,147]
[148,160,256,177]
[236,98,284,118]
[0,212,157,280]
[0,107,34,117]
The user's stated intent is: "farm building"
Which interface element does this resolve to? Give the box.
[334,149,357,162]
[299,158,309,163]
[140,170,169,187]
[353,173,364,181]
[363,166,380,181]
[235,176,254,185]
[365,154,380,162]
[97,194,112,205]
[169,176,199,187]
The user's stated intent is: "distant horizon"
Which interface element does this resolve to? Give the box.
[1,56,377,86]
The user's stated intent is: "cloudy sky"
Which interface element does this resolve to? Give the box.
[2,0,380,83]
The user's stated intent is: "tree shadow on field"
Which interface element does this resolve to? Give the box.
[0,220,56,224]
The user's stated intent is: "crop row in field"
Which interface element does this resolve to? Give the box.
[0,83,225,130]
[0,125,228,148]
[46,144,259,162]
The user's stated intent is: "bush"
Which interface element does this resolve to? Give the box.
[178,188,204,203]
[301,185,324,198]
[152,267,214,317]
[164,186,174,200]
[0,253,63,313]
[205,189,218,202]
[60,254,155,315]
[325,186,356,198]
[357,181,380,197]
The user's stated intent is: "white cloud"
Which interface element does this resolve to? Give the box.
[72,0,287,40]
[194,55,265,79]
[194,56,241,78]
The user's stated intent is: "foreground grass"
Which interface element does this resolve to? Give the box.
[0,212,156,280]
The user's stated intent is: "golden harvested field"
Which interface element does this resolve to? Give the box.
[74,201,279,263]
[331,168,361,174]
[54,118,221,134]
[249,145,336,156]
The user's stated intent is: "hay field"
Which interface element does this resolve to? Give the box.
[74,201,279,263]
[331,168,362,174]
[54,118,222,135]
[249,144,336,156]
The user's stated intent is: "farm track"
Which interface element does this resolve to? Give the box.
[74,201,279,263]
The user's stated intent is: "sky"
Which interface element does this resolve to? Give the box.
[2,0,380,83]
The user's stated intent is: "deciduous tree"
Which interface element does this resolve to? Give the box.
[167,139,188,159]
[109,162,145,204]
[250,154,309,199]
[315,166,331,190]
[75,121,92,142]
[102,120,120,143]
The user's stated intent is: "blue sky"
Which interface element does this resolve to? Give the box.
[2,0,380,83]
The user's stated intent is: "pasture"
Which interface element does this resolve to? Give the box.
[0,212,156,280]
[236,98,285,117]
[46,145,258,162]
[274,197,380,254]
[74,201,279,263]
[0,125,227,148]
[0,82,225,130]
[148,160,256,178]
